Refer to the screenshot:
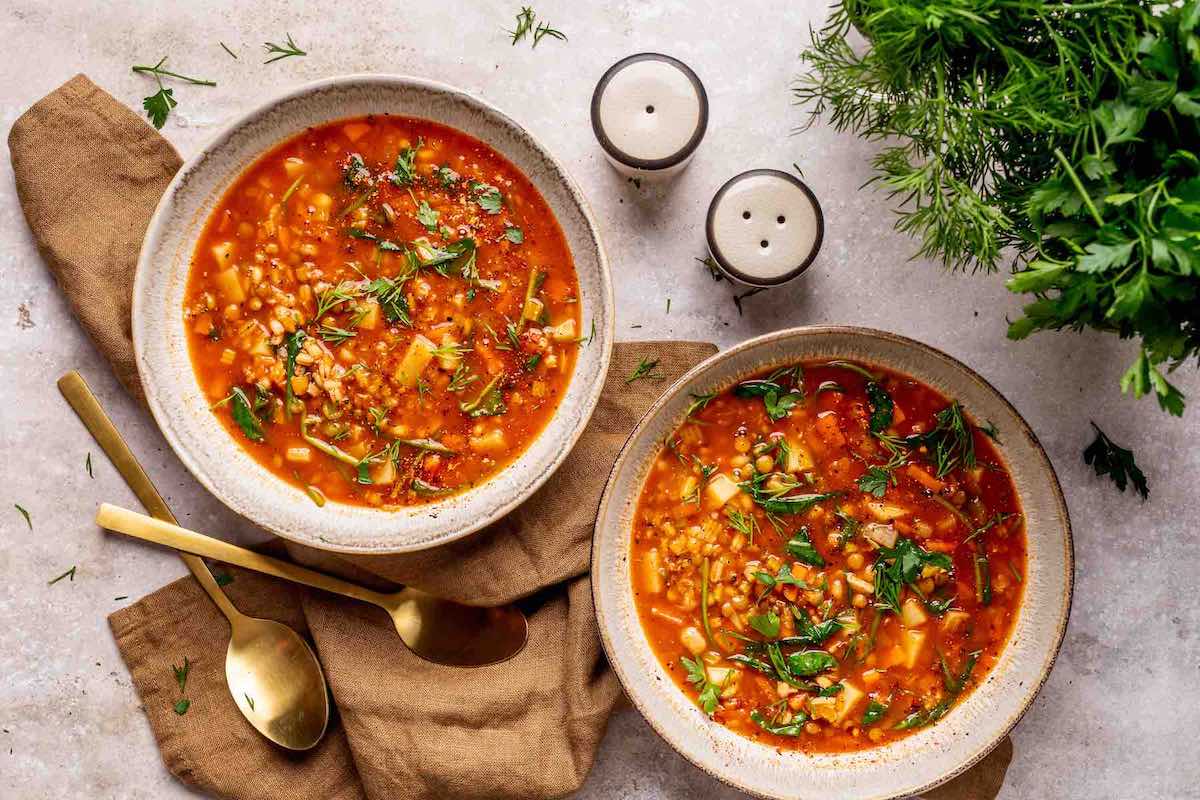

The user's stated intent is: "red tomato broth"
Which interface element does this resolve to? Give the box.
[184,115,581,508]
[630,361,1025,753]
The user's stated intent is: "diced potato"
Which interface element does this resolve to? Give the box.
[809,696,838,722]
[369,458,396,486]
[901,597,929,627]
[283,157,306,178]
[679,475,698,502]
[705,474,740,507]
[214,266,246,303]
[707,667,741,698]
[833,682,865,724]
[941,610,970,634]
[862,522,898,548]
[436,334,462,371]
[901,628,927,668]
[394,335,436,388]
[212,241,236,267]
[522,296,544,322]
[861,669,883,687]
[469,428,507,452]
[550,318,576,342]
[866,501,909,522]
[219,348,236,365]
[356,300,381,330]
[285,447,312,464]
[642,548,664,594]
[680,626,706,656]
[784,440,814,473]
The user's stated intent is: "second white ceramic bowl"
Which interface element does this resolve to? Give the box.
[134,75,614,553]
[592,326,1072,800]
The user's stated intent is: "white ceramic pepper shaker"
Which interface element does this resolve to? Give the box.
[705,169,824,287]
[590,53,708,182]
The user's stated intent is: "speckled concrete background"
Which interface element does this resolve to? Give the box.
[1,1,1196,798]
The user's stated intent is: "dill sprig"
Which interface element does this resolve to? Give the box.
[264,33,306,63]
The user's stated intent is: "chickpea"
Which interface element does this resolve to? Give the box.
[754,455,774,473]
[852,593,868,608]
[847,553,865,570]
[804,722,821,735]
[734,436,751,453]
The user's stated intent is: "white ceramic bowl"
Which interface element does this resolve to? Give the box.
[592,326,1072,800]
[134,75,613,553]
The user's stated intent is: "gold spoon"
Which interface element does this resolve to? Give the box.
[94,503,530,667]
[58,371,330,750]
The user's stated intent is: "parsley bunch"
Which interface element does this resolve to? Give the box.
[796,0,1200,414]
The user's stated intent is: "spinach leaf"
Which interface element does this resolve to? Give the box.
[862,700,888,726]
[785,527,825,567]
[786,649,837,677]
[750,709,807,736]
[748,611,780,638]
[866,381,894,433]
[229,387,264,442]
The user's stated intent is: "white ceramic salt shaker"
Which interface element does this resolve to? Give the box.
[705,169,824,287]
[591,53,708,182]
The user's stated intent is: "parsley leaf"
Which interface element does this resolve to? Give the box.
[1083,422,1149,499]
[857,466,891,498]
[681,656,721,715]
[785,527,825,567]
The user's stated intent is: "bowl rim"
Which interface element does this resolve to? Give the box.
[591,324,1073,799]
[133,73,615,553]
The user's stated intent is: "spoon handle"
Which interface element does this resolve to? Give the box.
[96,503,392,608]
[57,371,241,622]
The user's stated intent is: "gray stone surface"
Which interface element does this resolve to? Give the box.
[1,1,1196,798]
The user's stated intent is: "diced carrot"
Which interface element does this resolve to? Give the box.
[343,122,371,142]
[815,413,846,447]
[906,463,946,492]
[925,540,956,553]
[192,313,214,336]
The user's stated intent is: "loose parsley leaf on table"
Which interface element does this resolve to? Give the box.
[1083,422,1149,500]
[131,58,216,129]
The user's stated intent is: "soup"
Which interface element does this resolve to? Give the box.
[184,115,581,507]
[630,361,1025,752]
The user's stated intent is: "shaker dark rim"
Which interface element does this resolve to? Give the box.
[705,168,825,288]
[590,52,709,172]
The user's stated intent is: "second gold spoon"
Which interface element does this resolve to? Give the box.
[95,503,529,667]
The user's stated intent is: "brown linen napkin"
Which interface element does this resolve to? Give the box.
[11,75,1014,800]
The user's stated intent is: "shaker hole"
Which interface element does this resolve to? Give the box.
[645,105,655,114]
[777,215,786,224]
[742,211,752,220]
[760,240,769,249]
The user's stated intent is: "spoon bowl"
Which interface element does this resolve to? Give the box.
[227,616,329,750]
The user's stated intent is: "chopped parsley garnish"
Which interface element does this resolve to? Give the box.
[391,138,423,187]
[857,466,892,498]
[681,656,722,715]
[503,225,524,244]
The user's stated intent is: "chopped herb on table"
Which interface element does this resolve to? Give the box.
[14,504,31,530]
[47,566,75,585]
[263,33,306,63]
[626,357,664,384]
[131,57,216,129]
[1083,422,1149,500]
